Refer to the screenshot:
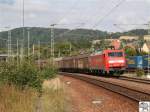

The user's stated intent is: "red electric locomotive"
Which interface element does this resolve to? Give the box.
[89,49,126,74]
[56,49,126,75]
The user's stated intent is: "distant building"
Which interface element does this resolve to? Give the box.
[0,54,8,62]
[92,39,121,50]
[104,39,114,42]
[92,40,101,44]
[119,36,139,41]
[111,39,121,49]
[144,35,150,42]
[142,43,150,53]
[0,54,16,62]
[92,39,115,45]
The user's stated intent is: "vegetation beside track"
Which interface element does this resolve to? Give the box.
[0,60,57,91]
[0,59,69,112]
[0,81,68,112]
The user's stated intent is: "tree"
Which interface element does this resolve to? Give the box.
[55,41,74,57]
[93,39,109,51]
[125,46,137,56]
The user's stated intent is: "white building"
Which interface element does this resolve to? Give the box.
[142,43,150,53]
[119,36,139,41]
[144,35,150,42]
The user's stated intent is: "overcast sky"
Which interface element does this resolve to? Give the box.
[0,0,150,32]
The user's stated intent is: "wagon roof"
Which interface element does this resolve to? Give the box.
[62,54,90,60]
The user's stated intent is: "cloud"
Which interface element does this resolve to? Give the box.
[0,0,14,5]
[0,0,150,32]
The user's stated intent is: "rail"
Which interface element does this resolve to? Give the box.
[60,72,150,102]
[119,76,150,84]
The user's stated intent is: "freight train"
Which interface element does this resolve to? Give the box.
[56,49,126,75]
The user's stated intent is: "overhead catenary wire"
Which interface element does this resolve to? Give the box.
[57,23,85,37]
[55,0,126,41]
[92,0,126,29]
[49,0,117,40]
[57,0,80,25]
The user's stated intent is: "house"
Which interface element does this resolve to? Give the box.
[92,39,121,49]
[119,36,139,41]
[92,39,115,45]
[104,39,114,42]
[142,42,150,53]
[0,54,8,62]
[92,40,101,44]
[144,35,150,42]
[110,39,121,49]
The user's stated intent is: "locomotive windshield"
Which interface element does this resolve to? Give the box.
[108,52,123,57]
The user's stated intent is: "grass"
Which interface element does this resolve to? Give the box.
[40,88,67,112]
[0,79,69,112]
[40,78,69,112]
[0,84,38,112]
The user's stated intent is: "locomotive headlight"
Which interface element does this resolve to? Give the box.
[109,60,125,63]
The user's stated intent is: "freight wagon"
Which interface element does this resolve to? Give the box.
[127,56,143,70]
[58,54,89,73]
[126,55,150,72]
[142,55,150,71]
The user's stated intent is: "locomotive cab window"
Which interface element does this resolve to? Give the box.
[108,52,123,57]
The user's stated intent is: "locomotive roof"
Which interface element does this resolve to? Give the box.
[91,49,124,56]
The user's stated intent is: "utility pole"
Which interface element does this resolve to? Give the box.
[20,40,24,61]
[7,27,11,59]
[70,43,72,56]
[148,21,150,35]
[21,0,25,62]
[148,21,150,75]
[50,24,56,65]
[58,49,61,57]
[38,41,41,69]
[27,28,30,57]
[32,44,35,56]
[17,39,19,66]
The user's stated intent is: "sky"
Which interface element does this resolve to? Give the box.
[0,0,150,32]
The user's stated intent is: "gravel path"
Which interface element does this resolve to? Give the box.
[59,75,138,112]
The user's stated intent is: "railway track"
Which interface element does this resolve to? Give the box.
[119,76,150,84]
[60,72,150,102]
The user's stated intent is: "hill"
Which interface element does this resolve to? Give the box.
[0,27,109,49]
[0,27,148,49]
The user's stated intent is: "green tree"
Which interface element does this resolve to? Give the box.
[93,39,109,51]
[125,46,137,56]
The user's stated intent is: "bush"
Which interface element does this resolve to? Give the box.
[0,62,17,84]
[0,61,42,91]
[136,69,145,77]
[40,65,57,80]
[15,62,42,91]
[0,60,57,92]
